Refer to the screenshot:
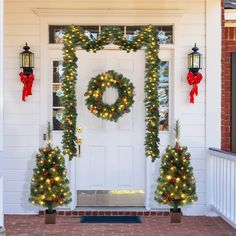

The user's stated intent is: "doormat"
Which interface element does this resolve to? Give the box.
[80,216,142,223]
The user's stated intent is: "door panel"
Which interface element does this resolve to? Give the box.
[76,50,145,196]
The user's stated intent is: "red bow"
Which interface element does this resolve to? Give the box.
[187,71,202,104]
[19,72,35,101]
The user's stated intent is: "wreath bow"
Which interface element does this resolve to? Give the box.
[187,71,202,104]
[19,72,35,101]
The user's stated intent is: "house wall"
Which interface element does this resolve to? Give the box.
[221,5,236,152]
[1,0,219,214]
[222,26,233,152]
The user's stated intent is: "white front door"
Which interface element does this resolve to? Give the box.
[76,49,146,205]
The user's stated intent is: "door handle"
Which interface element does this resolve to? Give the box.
[75,126,83,157]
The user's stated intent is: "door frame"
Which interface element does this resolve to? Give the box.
[36,8,183,210]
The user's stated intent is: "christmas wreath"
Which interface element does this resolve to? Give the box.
[84,70,135,122]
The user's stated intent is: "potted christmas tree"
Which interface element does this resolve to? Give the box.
[155,120,197,223]
[29,123,72,224]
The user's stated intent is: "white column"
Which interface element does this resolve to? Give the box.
[0,0,3,151]
[0,0,4,232]
[205,0,222,210]
[0,177,3,228]
[206,0,221,149]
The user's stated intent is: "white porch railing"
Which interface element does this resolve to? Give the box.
[208,148,236,228]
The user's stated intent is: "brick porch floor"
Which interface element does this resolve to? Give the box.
[4,215,236,236]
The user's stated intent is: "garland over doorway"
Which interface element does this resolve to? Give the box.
[62,25,161,161]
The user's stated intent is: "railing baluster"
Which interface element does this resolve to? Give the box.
[213,156,216,207]
[221,158,224,213]
[226,160,230,218]
[208,149,236,228]
[216,156,219,209]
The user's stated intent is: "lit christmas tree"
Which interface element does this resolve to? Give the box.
[29,123,71,214]
[155,120,197,212]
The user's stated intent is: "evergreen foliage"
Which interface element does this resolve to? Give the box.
[29,123,71,213]
[84,70,135,122]
[62,25,160,161]
[155,121,197,212]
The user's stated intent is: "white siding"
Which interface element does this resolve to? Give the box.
[2,0,217,214]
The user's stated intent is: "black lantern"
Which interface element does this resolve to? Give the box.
[188,43,202,76]
[20,43,34,76]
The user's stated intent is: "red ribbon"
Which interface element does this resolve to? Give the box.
[187,71,202,104]
[19,72,35,101]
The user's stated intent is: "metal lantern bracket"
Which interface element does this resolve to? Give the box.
[187,43,203,104]
[19,42,35,101]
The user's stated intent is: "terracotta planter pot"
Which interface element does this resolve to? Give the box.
[45,210,56,224]
[170,208,182,223]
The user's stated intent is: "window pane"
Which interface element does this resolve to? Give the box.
[82,26,99,39]
[53,61,64,83]
[49,25,67,44]
[159,61,169,131]
[52,60,64,131]
[157,25,173,44]
[53,84,63,107]
[53,108,64,130]
[126,26,143,41]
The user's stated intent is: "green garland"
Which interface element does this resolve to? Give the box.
[84,70,135,122]
[62,25,160,161]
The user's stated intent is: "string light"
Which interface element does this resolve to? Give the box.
[29,125,72,212]
[154,121,198,210]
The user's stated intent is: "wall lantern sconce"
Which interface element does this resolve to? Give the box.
[187,43,203,104]
[19,43,35,102]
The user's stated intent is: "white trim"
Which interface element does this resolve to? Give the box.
[0,0,3,151]
[33,8,184,19]
[205,0,221,208]
[38,10,183,210]
[225,9,236,21]
[209,149,236,162]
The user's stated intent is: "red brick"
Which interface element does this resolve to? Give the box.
[5,215,236,235]
[72,211,78,216]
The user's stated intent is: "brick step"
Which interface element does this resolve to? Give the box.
[39,210,169,216]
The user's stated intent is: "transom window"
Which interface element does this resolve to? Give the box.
[49,25,173,45]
